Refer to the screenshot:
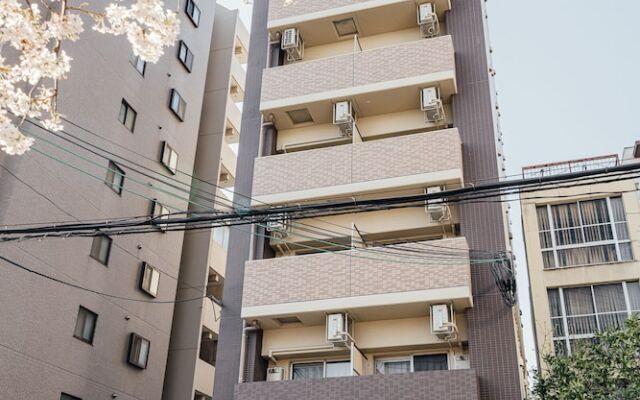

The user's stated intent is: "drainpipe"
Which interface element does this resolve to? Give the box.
[238,320,261,383]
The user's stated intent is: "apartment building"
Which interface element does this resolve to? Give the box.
[163,5,248,400]
[521,148,640,368]
[0,1,236,399]
[214,1,526,399]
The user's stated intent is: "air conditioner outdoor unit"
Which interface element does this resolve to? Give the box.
[421,87,445,124]
[418,3,439,38]
[333,101,355,137]
[431,304,455,339]
[281,27,304,62]
[267,367,285,381]
[424,186,448,222]
[266,216,291,239]
[326,313,352,345]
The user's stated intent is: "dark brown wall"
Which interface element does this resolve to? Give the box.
[236,370,480,400]
[212,2,270,400]
[448,1,523,399]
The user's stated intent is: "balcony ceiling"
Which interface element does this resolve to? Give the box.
[268,0,451,47]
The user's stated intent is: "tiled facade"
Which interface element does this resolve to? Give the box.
[261,36,454,103]
[236,370,480,400]
[252,129,462,197]
[243,238,470,307]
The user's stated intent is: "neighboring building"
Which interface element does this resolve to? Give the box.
[214,1,527,399]
[163,5,248,400]
[0,2,242,399]
[521,150,640,369]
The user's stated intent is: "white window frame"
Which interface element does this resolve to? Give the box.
[139,262,160,297]
[374,352,450,374]
[549,281,640,356]
[537,196,632,269]
[289,359,351,380]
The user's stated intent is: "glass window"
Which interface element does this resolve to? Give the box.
[118,99,137,132]
[139,262,160,297]
[213,226,229,249]
[73,306,97,344]
[548,282,639,355]
[537,197,632,268]
[199,330,218,366]
[90,236,112,265]
[375,359,411,375]
[325,361,351,378]
[131,55,146,76]
[292,362,324,380]
[178,41,194,72]
[128,333,150,369]
[169,89,186,120]
[185,0,201,26]
[105,161,125,195]
[413,354,448,371]
[152,201,171,230]
[161,141,179,174]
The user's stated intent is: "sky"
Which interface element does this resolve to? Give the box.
[487,0,640,373]
[218,0,640,375]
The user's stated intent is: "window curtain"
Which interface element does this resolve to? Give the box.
[292,363,324,380]
[563,287,597,335]
[593,284,627,330]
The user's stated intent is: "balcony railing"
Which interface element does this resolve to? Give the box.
[252,128,462,203]
[522,154,619,179]
[236,369,479,400]
[242,237,472,318]
[261,36,455,106]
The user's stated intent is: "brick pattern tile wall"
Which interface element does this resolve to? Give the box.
[235,369,480,400]
[243,238,470,307]
[261,36,455,103]
[268,0,374,22]
[252,128,462,197]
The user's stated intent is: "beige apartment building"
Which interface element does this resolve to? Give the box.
[163,5,248,400]
[521,148,640,368]
[0,2,243,399]
[213,1,527,400]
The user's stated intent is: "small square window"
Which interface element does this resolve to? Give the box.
[131,55,146,76]
[128,333,150,369]
[178,41,194,72]
[61,394,82,400]
[286,108,313,125]
[118,99,137,132]
[105,161,125,195]
[90,236,112,266]
[73,306,97,344]
[161,141,179,174]
[333,17,358,37]
[185,0,201,27]
[169,89,186,120]
[139,262,160,297]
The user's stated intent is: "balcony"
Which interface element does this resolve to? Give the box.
[235,369,479,400]
[252,128,462,204]
[194,358,215,398]
[262,36,455,117]
[242,237,472,325]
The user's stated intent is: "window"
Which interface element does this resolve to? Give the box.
[131,55,146,76]
[161,141,179,174]
[291,360,350,380]
[169,89,186,120]
[128,333,150,369]
[548,281,640,356]
[375,354,449,374]
[194,392,212,400]
[118,99,137,132]
[199,329,218,366]
[90,236,112,265]
[151,200,171,230]
[61,394,82,400]
[206,270,224,302]
[213,226,229,249]
[178,40,194,72]
[73,306,97,344]
[105,161,125,195]
[536,197,632,269]
[185,0,201,27]
[139,262,160,297]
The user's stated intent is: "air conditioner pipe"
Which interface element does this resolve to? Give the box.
[238,320,261,384]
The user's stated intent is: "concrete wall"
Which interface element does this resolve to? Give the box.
[0,0,216,399]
